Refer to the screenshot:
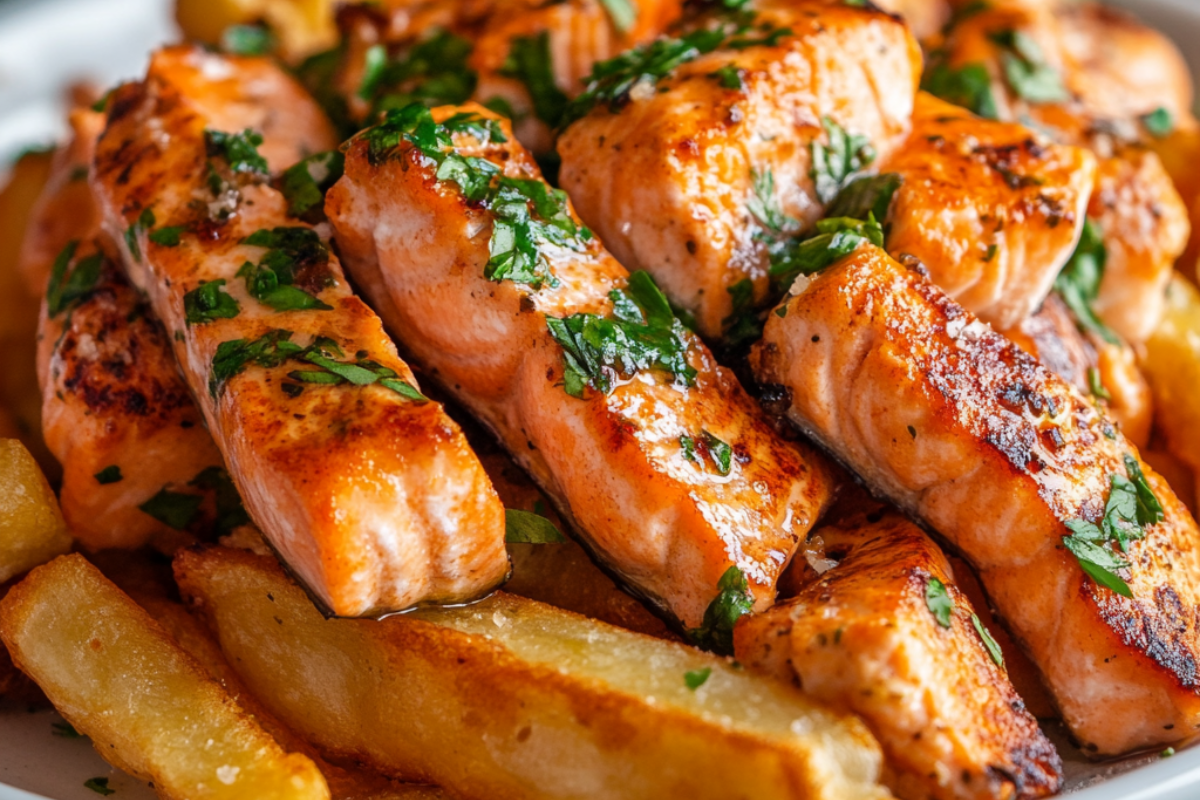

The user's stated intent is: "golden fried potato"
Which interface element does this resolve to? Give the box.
[0,439,70,584]
[175,0,337,61]
[176,546,890,800]
[0,554,330,800]
[0,150,57,480]
[1143,275,1200,478]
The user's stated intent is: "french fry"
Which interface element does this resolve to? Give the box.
[176,546,891,800]
[0,554,331,800]
[0,439,71,584]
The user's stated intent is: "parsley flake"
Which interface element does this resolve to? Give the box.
[1054,218,1118,344]
[825,173,901,224]
[989,29,1068,104]
[748,167,798,235]
[689,566,755,656]
[209,329,303,397]
[52,721,83,737]
[149,226,187,247]
[811,117,876,205]
[684,667,712,690]
[922,61,999,119]
[46,241,104,317]
[124,208,155,263]
[547,271,696,397]
[205,128,269,180]
[502,33,570,128]
[184,280,241,325]
[723,277,762,348]
[1087,367,1111,401]
[1141,107,1175,138]
[599,0,637,32]
[925,577,953,628]
[138,488,203,531]
[360,31,477,120]
[505,508,567,543]
[768,215,883,288]
[710,64,744,90]
[84,777,114,796]
[239,227,333,312]
[221,24,274,56]
[93,466,123,485]
[971,613,1005,668]
[279,151,345,218]
[190,466,251,534]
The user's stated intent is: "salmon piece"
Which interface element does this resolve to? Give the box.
[873,0,950,42]
[736,512,1061,800]
[557,0,921,340]
[91,46,508,617]
[752,242,1200,755]
[327,102,835,632]
[929,1,1191,343]
[1001,295,1152,450]
[882,93,1094,330]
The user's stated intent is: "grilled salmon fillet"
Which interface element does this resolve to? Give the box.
[752,242,1200,755]
[929,0,1191,344]
[327,102,835,631]
[23,106,228,551]
[737,512,1061,800]
[557,0,921,340]
[882,93,1094,330]
[91,46,509,616]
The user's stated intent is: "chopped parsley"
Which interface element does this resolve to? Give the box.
[1141,107,1175,138]
[684,667,712,689]
[988,29,1068,104]
[811,117,876,205]
[1062,455,1164,598]
[689,566,755,656]
[183,280,241,325]
[599,0,637,32]
[84,777,114,796]
[747,167,798,235]
[825,173,901,223]
[680,431,735,476]
[709,64,744,90]
[138,487,203,531]
[279,150,345,218]
[971,613,1005,668]
[124,207,155,263]
[504,508,567,543]
[925,577,954,628]
[209,329,428,403]
[768,215,883,288]
[45,241,104,317]
[1087,367,1111,401]
[238,227,333,312]
[205,129,269,179]
[149,226,187,247]
[1054,218,1118,344]
[189,466,251,534]
[220,24,274,56]
[547,271,696,398]
[93,466,123,485]
[723,277,762,349]
[501,33,570,128]
[359,31,477,119]
[922,61,999,119]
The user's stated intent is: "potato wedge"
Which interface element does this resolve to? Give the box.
[0,439,70,584]
[176,547,890,800]
[1143,275,1200,477]
[0,553,330,800]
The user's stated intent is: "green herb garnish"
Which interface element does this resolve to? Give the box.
[768,215,883,288]
[279,150,345,218]
[684,667,712,690]
[93,466,123,485]
[189,466,251,534]
[124,207,155,263]
[971,613,1005,668]
[1054,218,1118,344]
[502,33,570,128]
[811,117,876,205]
[505,508,567,543]
[221,24,274,56]
[205,128,269,178]
[149,226,186,247]
[361,31,477,119]
[84,777,114,796]
[925,577,953,628]
[689,566,755,656]
[1141,107,1175,138]
[547,271,696,397]
[208,329,303,397]
[138,488,203,531]
[988,29,1068,104]
[825,173,901,223]
[46,241,104,317]
[723,277,762,349]
[747,167,798,235]
[239,227,333,312]
[922,61,999,119]
[1087,367,1111,401]
[184,280,241,325]
[599,0,637,32]
[52,721,83,737]
[710,64,744,90]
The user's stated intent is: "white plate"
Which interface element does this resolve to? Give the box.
[1,0,1199,797]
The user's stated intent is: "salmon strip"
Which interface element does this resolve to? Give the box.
[91,46,508,616]
[753,242,1200,755]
